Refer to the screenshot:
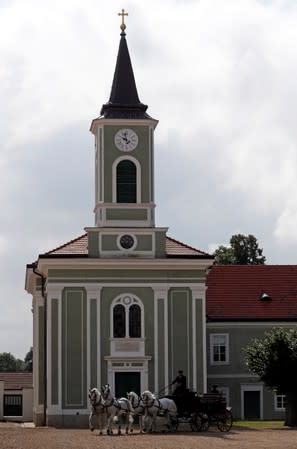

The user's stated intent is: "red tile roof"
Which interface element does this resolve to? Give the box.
[206,265,297,321]
[0,372,33,390]
[45,234,88,255]
[43,233,211,258]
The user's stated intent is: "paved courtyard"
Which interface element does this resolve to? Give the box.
[0,423,296,449]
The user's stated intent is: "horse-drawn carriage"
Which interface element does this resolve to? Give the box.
[166,390,233,432]
[89,385,232,435]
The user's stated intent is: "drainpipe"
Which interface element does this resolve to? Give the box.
[33,264,47,426]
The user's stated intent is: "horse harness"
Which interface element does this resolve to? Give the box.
[144,398,167,416]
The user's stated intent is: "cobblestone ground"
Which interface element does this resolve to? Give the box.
[0,423,297,449]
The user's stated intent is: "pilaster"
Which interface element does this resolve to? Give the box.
[152,286,168,394]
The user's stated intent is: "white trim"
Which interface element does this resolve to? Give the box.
[45,287,62,410]
[164,293,169,394]
[85,285,102,391]
[38,257,211,274]
[207,322,297,327]
[112,155,141,203]
[116,233,138,252]
[47,282,207,290]
[154,293,158,394]
[192,297,197,392]
[210,333,229,365]
[106,359,149,394]
[274,393,286,412]
[241,384,263,420]
[90,118,159,135]
[58,291,62,408]
[191,286,207,392]
[97,289,101,389]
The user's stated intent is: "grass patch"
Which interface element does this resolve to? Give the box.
[233,420,285,429]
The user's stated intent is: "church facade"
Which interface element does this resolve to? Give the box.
[25,19,213,427]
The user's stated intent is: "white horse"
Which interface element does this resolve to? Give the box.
[141,390,178,432]
[127,391,146,433]
[102,384,134,435]
[88,387,105,435]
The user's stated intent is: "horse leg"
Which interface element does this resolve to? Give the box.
[129,413,134,433]
[139,415,143,433]
[89,411,95,431]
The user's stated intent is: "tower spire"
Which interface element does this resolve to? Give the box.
[100,10,151,119]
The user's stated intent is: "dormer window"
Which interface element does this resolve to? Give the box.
[260,292,272,301]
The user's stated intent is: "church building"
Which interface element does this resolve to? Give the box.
[25,13,213,427]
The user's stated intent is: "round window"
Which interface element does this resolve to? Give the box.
[119,234,135,250]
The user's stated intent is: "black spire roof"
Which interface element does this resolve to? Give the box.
[100,31,151,119]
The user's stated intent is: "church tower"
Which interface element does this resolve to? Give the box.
[88,11,165,258]
[25,11,213,428]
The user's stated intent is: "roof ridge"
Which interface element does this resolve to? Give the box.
[45,233,87,255]
[166,235,210,256]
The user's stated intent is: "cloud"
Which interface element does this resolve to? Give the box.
[1,0,297,357]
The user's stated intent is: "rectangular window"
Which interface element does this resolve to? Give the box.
[210,333,229,365]
[274,394,286,411]
[4,395,23,416]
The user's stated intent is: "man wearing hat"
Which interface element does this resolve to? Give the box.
[172,370,187,395]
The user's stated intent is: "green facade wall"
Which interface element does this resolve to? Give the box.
[103,126,151,203]
[62,288,87,409]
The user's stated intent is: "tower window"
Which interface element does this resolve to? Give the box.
[116,160,136,203]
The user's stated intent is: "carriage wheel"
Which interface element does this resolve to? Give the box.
[190,414,202,432]
[169,415,179,432]
[199,413,209,432]
[217,410,233,432]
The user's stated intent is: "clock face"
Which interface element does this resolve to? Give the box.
[114,129,138,151]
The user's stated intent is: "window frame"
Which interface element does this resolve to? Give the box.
[112,155,141,203]
[111,294,144,339]
[274,393,286,412]
[210,333,229,365]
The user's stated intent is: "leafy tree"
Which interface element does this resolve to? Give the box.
[0,352,24,372]
[214,234,266,265]
[245,328,297,426]
[24,347,33,372]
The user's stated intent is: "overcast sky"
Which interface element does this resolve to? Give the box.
[1,0,297,358]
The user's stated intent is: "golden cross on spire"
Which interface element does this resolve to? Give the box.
[118,8,128,32]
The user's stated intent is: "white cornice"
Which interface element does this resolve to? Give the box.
[90,118,159,134]
[36,257,213,276]
[85,226,168,233]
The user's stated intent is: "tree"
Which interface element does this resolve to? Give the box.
[0,352,24,372]
[245,327,297,426]
[24,347,33,372]
[213,234,266,265]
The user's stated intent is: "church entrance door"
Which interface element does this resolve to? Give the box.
[115,372,141,397]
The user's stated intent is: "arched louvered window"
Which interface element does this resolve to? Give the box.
[116,160,136,203]
[113,304,126,338]
[129,304,141,338]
